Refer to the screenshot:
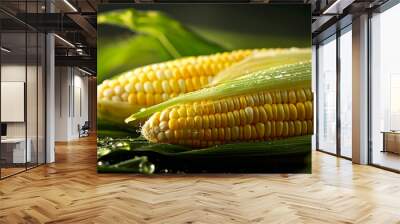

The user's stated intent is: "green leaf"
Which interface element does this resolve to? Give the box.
[98,35,173,82]
[98,136,311,173]
[97,8,226,82]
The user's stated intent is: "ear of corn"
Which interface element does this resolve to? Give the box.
[98,49,257,106]
[128,61,312,147]
[98,48,309,127]
[97,49,256,126]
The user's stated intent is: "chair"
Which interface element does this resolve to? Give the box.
[79,121,90,138]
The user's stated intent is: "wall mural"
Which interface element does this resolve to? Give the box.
[97,3,312,174]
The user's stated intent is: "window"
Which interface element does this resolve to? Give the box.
[317,35,337,154]
[371,2,400,171]
[339,26,352,158]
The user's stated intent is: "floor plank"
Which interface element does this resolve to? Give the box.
[0,136,399,224]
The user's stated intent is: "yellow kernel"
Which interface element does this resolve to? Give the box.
[194,116,203,129]
[295,121,302,136]
[305,101,313,120]
[246,95,255,107]
[239,126,244,140]
[305,88,313,101]
[208,115,215,128]
[282,121,289,137]
[178,117,186,129]
[192,76,201,89]
[169,80,180,93]
[174,129,184,139]
[162,80,171,94]
[157,132,167,142]
[144,81,154,93]
[258,92,265,105]
[289,104,298,120]
[275,91,282,104]
[265,121,272,138]
[258,106,268,122]
[212,128,219,140]
[218,128,225,141]
[288,90,297,104]
[193,102,203,115]
[296,89,307,102]
[252,93,260,106]
[204,129,212,140]
[244,124,252,140]
[172,68,182,79]
[264,104,273,121]
[271,104,278,120]
[215,113,221,128]
[137,92,146,105]
[168,119,179,130]
[239,96,247,108]
[239,109,247,125]
[165,130,173,140]
[220,101,228,113]
[178,107,187,117]
[232,110,240,126]
[253,107,259,123]
[296,102,306,120]
[203,115,209,129]
[227,112,235,127]
[232,126,239,140]
[276,104,285,121]
[233,97,241,110]
[214,102,222,113]
[244,107,254,124]
[185,79,193,92]
[187,107,195,117]
[225,127,231,141]
[198,129,205,140]
[159,121,168,131]
[128,93,137,104]
[302,121,308,135]
[276,121,283,137]
[307,120,313,134]
[264,92,273,104]
[251,126,257,140]
[183,129,191,139]
[289,121,295,136]
[256,123,265,139]
[146,93,154,105]
[220,113,228,127]
[207,102,216,114]
[226,98,235,111]
[271,121,276,138]
[283,104,290,121]
[281,90,288,103]
[200,76,208,86]
[160,109,170,121]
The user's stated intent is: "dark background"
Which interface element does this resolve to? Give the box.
[98,3,311,49]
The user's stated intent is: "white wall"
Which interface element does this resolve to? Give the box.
[54,67,89,141]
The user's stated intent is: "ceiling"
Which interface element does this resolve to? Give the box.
[0,0,389,74]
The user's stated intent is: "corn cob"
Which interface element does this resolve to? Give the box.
[128,61,313,147]
[97,49,257,106]
[141,88,313,147]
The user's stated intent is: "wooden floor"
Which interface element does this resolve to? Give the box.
[0,136,400,224]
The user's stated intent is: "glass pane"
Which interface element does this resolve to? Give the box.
[1,30,27,177]
[38,33,45,165]
[317,35,337,154]
[371,4,400,171]
[339,27,352,158]
[27,30,38,169]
